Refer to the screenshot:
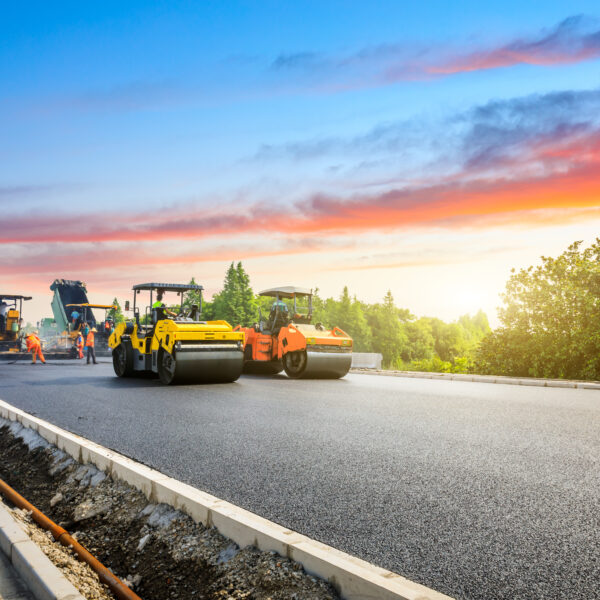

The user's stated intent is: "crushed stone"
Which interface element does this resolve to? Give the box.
[7,504,113,600]
[0,421,339,600]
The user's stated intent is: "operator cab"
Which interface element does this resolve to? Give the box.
[257,286,312,334]
[131,283,204,334]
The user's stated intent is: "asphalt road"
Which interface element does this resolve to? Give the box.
[0,360,598,600]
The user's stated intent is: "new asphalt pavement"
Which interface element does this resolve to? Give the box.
[0,360,598,600]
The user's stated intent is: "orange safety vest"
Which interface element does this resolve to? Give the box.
[26,334,41,351]
[85,332,95,347]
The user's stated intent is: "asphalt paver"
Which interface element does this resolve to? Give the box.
[0,360,598,600]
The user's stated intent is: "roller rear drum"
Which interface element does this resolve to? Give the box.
[158,348,244,385]
[283,350,351,379]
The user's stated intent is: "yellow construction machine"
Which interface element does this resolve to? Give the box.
[109,283,245,384]
[0,294,31,351]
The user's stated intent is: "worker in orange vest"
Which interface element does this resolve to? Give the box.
[26,331,46,364]
[75,332,84,359]
[86,327,98,365]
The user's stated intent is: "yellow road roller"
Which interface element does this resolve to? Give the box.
[109,283,244,384]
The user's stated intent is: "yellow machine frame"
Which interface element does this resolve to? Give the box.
[109,283,245,384]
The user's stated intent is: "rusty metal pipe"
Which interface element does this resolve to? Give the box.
[0,477,142,600]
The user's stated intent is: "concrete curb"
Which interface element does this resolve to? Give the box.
[350,369,600,390]
[0,399,452,600]
[0,501,84,600]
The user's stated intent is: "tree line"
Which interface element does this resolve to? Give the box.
[109,238,600,380]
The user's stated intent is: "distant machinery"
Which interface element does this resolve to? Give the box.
[0,294,32,351]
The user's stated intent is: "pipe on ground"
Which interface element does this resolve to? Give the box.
[0,477,142,600]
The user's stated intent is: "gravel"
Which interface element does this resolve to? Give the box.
[7,504,113,600]
[0,422,338,600]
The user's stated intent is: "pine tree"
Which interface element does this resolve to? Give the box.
[367,290,407,367]
[333,287,372,351]
[212,262,257,326]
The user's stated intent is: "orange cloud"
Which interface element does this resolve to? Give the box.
[2,129,599,247]
[387,16,600,81]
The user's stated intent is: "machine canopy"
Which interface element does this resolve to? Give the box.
[0,295,32,301]
[132,283,204,293]
[258,286,312,299]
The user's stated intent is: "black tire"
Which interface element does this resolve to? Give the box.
[157,348,177,385]
[283,350,307,379]
[112,342,133,377]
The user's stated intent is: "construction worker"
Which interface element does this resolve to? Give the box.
[152,291,177,322]
[26,330,45,364]
[104,318,113,334]
[75,331,84,359]
[71,309,81,330]
[85,327,98,364]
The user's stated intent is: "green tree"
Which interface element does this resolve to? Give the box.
[427,318,467,362]
[366,291,407,367]
[476,240,600,379]
[211,262,257,326]
[107,298,125,324]
[401,318,435,362]
[331,287,372,352]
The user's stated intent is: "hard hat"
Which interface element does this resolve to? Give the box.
[91,327,98,332]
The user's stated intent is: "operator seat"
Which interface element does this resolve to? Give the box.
[266,301,289,335]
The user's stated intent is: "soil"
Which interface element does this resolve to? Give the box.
[0,421,339,600]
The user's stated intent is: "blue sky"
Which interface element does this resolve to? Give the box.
[2,2,600,324]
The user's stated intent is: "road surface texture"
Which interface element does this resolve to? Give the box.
[0,360,598,600]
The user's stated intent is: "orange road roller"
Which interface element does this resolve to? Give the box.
[236,286,353,379]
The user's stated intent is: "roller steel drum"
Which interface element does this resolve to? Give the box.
[283,350,352,379]
[158,347,244,385]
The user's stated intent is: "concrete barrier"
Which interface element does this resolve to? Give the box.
[0,502,85,600]
[351,353,383,370]
[0,399,453,600]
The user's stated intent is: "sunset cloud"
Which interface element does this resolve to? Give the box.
[422,15,600,77]
[4,125,599,246]
[269,15,600,92]
[4,83,600,248]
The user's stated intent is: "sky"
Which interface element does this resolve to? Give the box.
[2,1,600,326]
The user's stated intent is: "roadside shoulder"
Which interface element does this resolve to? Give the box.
[350,368,600,390]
